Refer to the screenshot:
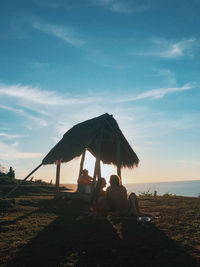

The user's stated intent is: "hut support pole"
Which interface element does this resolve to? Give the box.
[93,157,101,180]
[93,159,97,180]
[55,161,61,194]
[117,139,122,184]
[92,130,103,190]
[78,149,86,178]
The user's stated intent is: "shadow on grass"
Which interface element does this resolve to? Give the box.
[0,185,69,198]
[6,199,199,267]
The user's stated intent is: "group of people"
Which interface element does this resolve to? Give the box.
[77,169,143,217]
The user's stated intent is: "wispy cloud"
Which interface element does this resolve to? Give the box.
[0,84,96,106]
[0,132,26,139]
[0,104,48,127]
[91,0,150,14]
[116,83,194,103]
[134,38,196,59]
[153,68,177,86]
[0,104,24,113]
[0,141,43,160]
[31,21,84,46]
[0,83,102,129]
[86,48,128,69]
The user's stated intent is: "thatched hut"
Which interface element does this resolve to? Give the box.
[5,113,139,197]
[42,113,139,189]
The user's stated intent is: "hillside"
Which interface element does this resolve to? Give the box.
[0,185,200,266]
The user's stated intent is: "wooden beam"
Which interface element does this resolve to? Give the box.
[97,160,101,179]
[78,149,86,178]
[93,158,97,180]
[116,138,122,184]
[96,130,103,181]
[4,163,43,198]
[55,160,61,193]
[91,130,103,190]
[94,157,101,180]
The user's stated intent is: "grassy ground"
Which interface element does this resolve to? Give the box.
[0,185,200,267]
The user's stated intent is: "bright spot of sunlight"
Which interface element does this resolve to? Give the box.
[83,150,114,184]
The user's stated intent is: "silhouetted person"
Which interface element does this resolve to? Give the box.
[92,177,107,215]
[106,174,142,216]
[7,167,15,179]
[77,169,92,193]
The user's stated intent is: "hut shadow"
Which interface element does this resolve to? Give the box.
[108,216,199,267]
[6,199,121,267]
[6,201,199,267]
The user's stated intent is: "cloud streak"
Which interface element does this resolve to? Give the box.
[0,84,97,106]
[135,38,196,59]
[92,0,150,14]
[0,132,26,139]
[32,21,84,46]
[0,141,43,160]
[0,104,48,127]
[116,83,194,103]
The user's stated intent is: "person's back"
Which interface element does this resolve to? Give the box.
[106,175,130,215]
[92,177,107,215]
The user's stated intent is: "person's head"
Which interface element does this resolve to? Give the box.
[82,169,88,176]
[109,174,120,186]
[97,177,107,189]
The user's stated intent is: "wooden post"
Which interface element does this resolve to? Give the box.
[93,158,97,180]
[91,130,103,190]
[55,160,61,193]
[4,163,43,198]
[94,157,101,180]
[97,160,101,179]
[116,138,122,184]
[78,149,86,178]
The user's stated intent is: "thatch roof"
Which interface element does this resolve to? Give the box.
[42,113,139,168]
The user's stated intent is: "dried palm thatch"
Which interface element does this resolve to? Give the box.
[4,113,139,198]
[42,113,139,169]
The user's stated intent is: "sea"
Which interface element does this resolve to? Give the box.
[63,180,200,197]
[125,180,200,197]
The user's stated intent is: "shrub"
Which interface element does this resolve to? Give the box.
[153,190,158,198]
[163,192,176,197]
[139,188,152,197]
[0,176,18,185]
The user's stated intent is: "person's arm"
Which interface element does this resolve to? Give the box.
[88,175,93,182]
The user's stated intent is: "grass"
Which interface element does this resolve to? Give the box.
[0,185,200,266]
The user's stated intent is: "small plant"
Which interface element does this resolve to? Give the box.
[7,167,15,178]
[153,190,158,198]
[139,188,152,197]
[0,165,17,185]
[163,192,176,197]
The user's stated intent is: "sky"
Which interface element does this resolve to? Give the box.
[0,0,200,184]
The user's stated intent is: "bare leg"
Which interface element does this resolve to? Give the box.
[129,193,147,216]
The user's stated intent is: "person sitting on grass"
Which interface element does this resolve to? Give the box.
[91,177,107,215]
[77,169,93,193]
[106,174,143,216]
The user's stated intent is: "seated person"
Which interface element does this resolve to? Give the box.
[77,169,93,193]
[91,177,107,215]
[106,174,142,216]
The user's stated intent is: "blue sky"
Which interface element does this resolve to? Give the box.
[0,0,200,183]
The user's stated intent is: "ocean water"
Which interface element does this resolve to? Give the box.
[64,180,200,197]
[125,180,200,197]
